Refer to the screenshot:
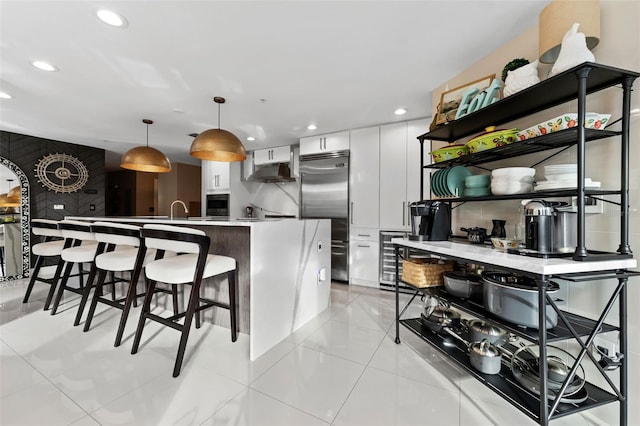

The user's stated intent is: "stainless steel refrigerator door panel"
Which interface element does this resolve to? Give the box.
[300,156,349,218]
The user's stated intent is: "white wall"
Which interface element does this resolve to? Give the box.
[431,1,640,424]
[229,161,300,219]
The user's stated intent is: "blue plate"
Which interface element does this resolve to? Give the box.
[446,166,471,197]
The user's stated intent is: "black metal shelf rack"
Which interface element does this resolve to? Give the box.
[395,62,638,426]
[401,318,619,424]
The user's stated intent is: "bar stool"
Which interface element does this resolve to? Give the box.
[81,222,179,347]
[22,219,69,310]
[50,220,99,315]
[131,224,238,377]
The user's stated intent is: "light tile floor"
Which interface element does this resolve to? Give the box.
[0,279,609,425]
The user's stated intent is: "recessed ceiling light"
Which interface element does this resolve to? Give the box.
[97,9,128,27]
[0,92,12,99]
[307,124,317,130]
[394,108,408,115]
[32,61,57,72]
[247,137,255,141]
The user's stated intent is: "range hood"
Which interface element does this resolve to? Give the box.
[247,163,295,183]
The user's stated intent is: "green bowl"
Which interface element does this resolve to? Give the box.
[464,174,491,189]
[429,144,469,163]
[463,187,491,197]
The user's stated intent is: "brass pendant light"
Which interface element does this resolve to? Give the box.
[0,180,20,208]
[190,97,247,162]
[120,119,172,173]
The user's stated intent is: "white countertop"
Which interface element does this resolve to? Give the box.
[65,216,307,227]
[392,238,637,276]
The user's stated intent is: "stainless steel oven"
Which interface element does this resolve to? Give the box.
[206,193,230,217]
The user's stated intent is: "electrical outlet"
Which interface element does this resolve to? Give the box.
[318,267,326,284]
[593,336,617,358]
[571,196,603,214]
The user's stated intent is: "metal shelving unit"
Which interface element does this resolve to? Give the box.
[396,62,639,426]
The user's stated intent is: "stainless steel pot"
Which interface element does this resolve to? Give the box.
[482,272,559,329]
[443,271,482,301]
[420,306,461,333]
[443,328,502,375]
[464,319,510,346]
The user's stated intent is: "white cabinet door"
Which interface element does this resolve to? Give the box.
[350,126,379,228]
[349,240,380,287]
[203,160,230,192]
[323,131,350,152]
[253,146,291,165]
[379,122,409,230]
[299,131,349,156]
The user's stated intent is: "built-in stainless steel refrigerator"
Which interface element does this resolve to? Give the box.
[299,151,349,282]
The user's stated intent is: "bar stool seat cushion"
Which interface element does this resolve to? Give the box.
[61,241,99,263]
[146,253,236,284]
[32,240,66,256]
[95,247,171,272]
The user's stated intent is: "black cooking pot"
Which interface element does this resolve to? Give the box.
[460,227,488,244]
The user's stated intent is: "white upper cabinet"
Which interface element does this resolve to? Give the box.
[407,119,429,202]
[379,119,429,230]
[349,126,380,229]
[202,160,230,193]
[253,145,292,165]
[299,131,349,156]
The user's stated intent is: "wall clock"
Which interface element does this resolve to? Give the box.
[35,153,89,193]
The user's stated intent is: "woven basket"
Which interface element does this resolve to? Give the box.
[401,258,454,288]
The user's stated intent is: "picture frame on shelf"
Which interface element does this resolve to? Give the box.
[435,74,496,125]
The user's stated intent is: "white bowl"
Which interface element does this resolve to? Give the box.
[491,175,535,183]
[491,167,536,179]
[491,180,534,195]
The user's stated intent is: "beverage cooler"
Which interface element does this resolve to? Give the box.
[379,231,424,292]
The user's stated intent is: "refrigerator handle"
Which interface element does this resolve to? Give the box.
[350,202,354,224]
[402,201,405,226]
[319,138,323,151]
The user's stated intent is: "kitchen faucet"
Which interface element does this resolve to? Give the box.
[170,200,189,220]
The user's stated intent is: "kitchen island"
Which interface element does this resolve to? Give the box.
[67,216,331,360]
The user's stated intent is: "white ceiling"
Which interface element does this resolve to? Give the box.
[0,0,549,170]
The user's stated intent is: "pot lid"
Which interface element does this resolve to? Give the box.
[470,340,501,357]
[481,272,559,292]
[467,319,504,336]
[426,306,460,321]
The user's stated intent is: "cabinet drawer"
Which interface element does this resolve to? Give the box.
[350,227,379,242]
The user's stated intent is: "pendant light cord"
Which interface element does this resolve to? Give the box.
[217,102,221,130]
[146,123,149,147]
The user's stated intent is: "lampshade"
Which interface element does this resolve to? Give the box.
[0,193,20,207]
[190,97,247,162]
[120,119,172,173]
[6,185,20,203]
[539,0,600,64]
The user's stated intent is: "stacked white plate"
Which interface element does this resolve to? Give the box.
[535,164,600,191]
[544,164,577,182]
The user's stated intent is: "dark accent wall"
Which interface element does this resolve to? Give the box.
[0,131,106,219]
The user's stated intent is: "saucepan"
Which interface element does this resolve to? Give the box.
[420,305,461,334]
[463,319,514,346]
[442,328,502,375]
